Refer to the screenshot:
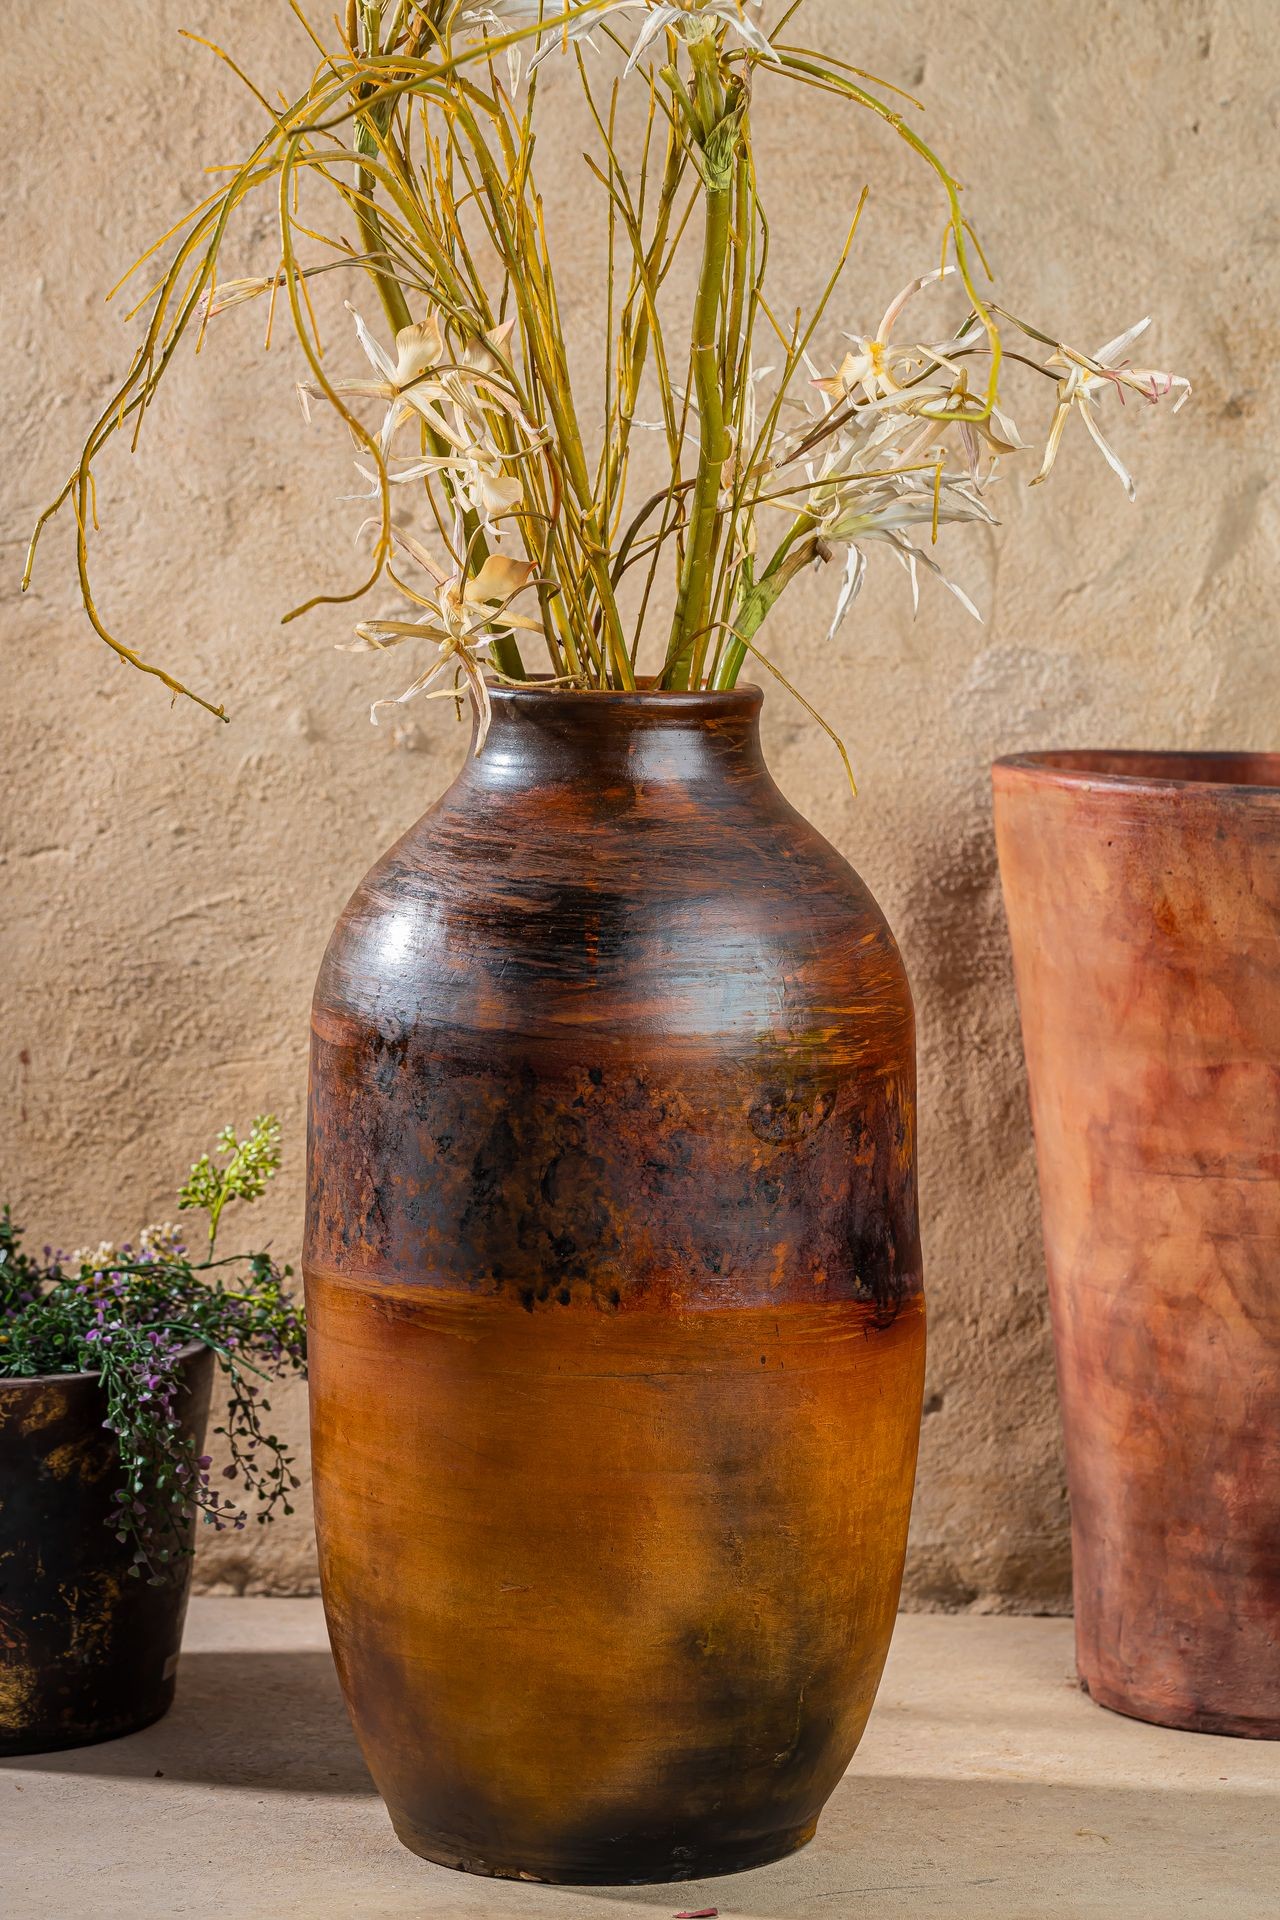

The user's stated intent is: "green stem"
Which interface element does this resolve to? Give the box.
[355,120,525,679]
[664,177,732,688]
[712,516,822,690]
[450,100,627,681]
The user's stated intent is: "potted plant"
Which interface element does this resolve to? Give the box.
[26,0,1187,1881]
[0,1118,306,1755]
[993,753,1280,1739]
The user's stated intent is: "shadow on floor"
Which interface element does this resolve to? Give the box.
[548,1770,1275,1919]
[3,1651,377,1797]
[8,1659,1273,1918]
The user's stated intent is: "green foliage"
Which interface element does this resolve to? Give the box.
[0,1205,40,1311]
[1,1126,305,1583]
[25,1,1186,771]
[179,1113,281,1253]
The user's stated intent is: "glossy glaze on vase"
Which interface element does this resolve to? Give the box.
[305,686,925,1881]
[994,750,1280,1739]
[0,1346,213,1754]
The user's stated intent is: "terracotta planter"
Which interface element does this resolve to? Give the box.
[0,1344,214,1754]
[993,750,1280,1738]
[305,685,925,1883]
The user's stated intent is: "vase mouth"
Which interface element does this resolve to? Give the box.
[993,749,1280,796]
[488,678,763,719]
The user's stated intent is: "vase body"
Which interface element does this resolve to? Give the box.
[305,686,925,1882]
[993,750,1280,1738]
[0,1345,213,1754]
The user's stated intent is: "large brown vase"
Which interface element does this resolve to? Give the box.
[305,685,925,1882]
[0,1346,213,1754]
[993,750,1280,1738]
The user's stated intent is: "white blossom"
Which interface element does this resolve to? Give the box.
[347,528,541,747]
[1031,318,1191,500]
[461,0,775,80]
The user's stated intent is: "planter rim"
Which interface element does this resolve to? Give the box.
[993,748,1280,798]
[0,1339,213,1391]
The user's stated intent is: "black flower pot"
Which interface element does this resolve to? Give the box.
[0,1344,214,1754]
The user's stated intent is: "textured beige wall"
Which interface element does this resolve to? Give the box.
[4,1,1276,1605]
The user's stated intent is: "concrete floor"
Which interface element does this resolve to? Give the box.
[2,1602,1276,1920]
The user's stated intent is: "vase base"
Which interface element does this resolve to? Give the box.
[388,1815,819,1884]
[1081,1673,1280,1741]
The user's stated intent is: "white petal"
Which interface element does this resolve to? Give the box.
[1079,400,1136,501]
[346,303,398,382]
[468,468,525,521]
[827,545,866,641]
[468,553,538,603]
[393,314,446,385]
[889,535,983,622]
[529,1,633,67]
[370,651,453,724]
[624,7,677,74]
[1030,398,1071,488]
[880,532,922,615]
[345,621,433,653]
[877,265,955,343]
[991,401,1028,450]
[392,525,451,585]
[1093,316,1151,368]
[348,457,463,506]
[459,655,495,753]
[707,1,778,58]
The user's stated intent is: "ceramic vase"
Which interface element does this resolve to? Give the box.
[994,750,1280,1738]
[305,685,926,1879]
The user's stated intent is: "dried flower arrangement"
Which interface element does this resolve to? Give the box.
[24,1,1188,762]
[0,1118,305,1583]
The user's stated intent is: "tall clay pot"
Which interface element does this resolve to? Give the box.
[993,750,1280,1738]
[0,1345,214,1754]
[305,685,925,1882]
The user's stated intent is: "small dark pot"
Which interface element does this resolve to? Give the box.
[0,1343,214,1754]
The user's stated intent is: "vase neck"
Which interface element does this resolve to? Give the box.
[456,685,769,795]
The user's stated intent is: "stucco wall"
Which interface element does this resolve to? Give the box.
[5,0,1276,1606]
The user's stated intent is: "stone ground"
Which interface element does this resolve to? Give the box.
[2,1604,1276,1919]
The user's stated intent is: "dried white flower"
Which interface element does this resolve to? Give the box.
[1032,319,1192,501]
[315,306,535,530]
[347,528,542,748]
[462,0,775,80]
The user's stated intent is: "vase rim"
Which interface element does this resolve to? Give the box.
[488,678,763,714]
[993,748,1280,797]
